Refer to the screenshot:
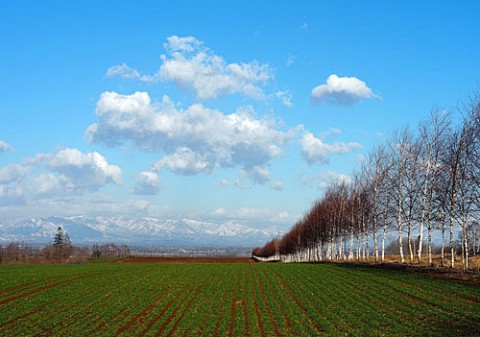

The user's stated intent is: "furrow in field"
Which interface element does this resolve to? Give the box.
[271,268,327,335]
[190,270,226,336]
[0,273,98,306]
[212,271,233,337]
[251,266,266,337]
[164,276,211,337]
[136,278,197,337]
[0,271,96,296]
[293,265,410,333]
[263,267,332,335]
[260,269,297,335]
[0,307,43,331]
[48,269,157,336]
[193,274,226,337]
[255,269,281,337]
[241,267,251,337]
[227,271,239,337]
[82,269,172,335]
[115,276,186,336]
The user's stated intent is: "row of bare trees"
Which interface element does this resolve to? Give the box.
[0,227,131,263]
[0,242,90,264]
[254,94,480,269]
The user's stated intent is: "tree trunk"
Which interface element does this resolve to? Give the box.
[441,219,445,267]
[382,223,387,263]
[407,220,414,264]
[349,228,354,260]
[427,225,433,266]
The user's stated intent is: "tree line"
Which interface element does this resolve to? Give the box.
[253,93,480,269]
[0,226,130,264]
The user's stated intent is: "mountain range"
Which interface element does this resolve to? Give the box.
[0,216,276,247]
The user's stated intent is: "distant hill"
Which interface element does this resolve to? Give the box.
[0,216,275,247]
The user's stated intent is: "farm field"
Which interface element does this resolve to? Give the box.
[0,260,479,336]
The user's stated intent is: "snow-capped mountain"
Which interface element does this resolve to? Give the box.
[0,216,276,247]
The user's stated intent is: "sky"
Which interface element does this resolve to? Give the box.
[1,1,480,232]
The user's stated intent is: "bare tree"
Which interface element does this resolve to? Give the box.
[417,109,450,265]
[389,128,412,264]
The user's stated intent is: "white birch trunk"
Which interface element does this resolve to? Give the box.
[349,229,354,260]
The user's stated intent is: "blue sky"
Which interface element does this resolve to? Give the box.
[1,1,479,231]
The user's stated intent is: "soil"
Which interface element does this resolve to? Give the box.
[322,259,480,286]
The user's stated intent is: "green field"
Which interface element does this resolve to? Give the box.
[0,261,479,336]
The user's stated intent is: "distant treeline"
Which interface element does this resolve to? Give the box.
[0,226,130,264]
[0,242,131,264]
[254,93,480,269]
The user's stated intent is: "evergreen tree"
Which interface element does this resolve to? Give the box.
[53,226,64,248]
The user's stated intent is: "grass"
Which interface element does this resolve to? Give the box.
[0,261,479,336]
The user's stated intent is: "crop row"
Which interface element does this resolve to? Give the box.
[0,262,479,336]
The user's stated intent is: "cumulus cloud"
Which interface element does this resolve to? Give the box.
[107,36,273,100]
[0,183,25,205]
[133,171,162,195]
[0,148,121,207]
[0,165,30,205]
[0,164,29,184]
[31,148,122,190]
[86,91,293,176]
[153,148,214,175]
[0,140,13,153]
[300,132,362,164]
[310,74,378,105]
[161,36,272,99]
[28,173,65,196]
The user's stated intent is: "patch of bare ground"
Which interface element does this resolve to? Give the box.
[320,255,480,286]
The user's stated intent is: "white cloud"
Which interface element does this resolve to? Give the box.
[241,166,271,184]
[0,140,13,153]
[106,64,150,82]
[28,173,65,196]
[32,148,122,190]
[107,36,273,100]
[86,91,293,176]
[133,171,161,195]
[0,149,123,213]
[0,183,25,205]
[310,74,378,105]
[0,164,29,184]
[164,35,202,53]
[317,172,352,189]
[0,165,28,205]
[302,171,352,189]
[275,91,293,108]
[300,132,362,164]
[322,128,342,137]
[153,148,213,175]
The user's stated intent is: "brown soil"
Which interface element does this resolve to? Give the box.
[118,256,254,264]
[321,256,480,286]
